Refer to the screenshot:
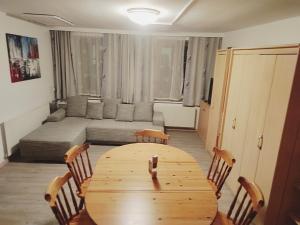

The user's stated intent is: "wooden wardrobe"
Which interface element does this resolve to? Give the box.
[206,49,231,154]
[206,45,300,225]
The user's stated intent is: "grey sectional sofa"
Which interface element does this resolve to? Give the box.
[19,97,164,161]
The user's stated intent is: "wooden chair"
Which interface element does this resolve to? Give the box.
[64,143,93,205]
[207,147,236,199]
[45,172,95,225]
[213,176,264,225]
[135,129,170,144]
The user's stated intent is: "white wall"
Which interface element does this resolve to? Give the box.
[0,12,54,162]
[222,16,300,48]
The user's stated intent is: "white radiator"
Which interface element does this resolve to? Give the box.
[154,102,199,129]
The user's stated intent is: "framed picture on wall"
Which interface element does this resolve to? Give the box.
[6,33,41,83]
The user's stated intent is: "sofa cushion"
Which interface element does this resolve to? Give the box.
[47,108,66,122]
[134,102,153,121]
[86,119,164,143]
[116,104,135,122]
[86,102,104,120]
[66,95,88,117]
[103,98,122,119]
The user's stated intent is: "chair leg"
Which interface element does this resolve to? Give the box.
[79,198,84,210]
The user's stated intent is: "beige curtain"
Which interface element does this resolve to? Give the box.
[50,30,217,104]
[121,35,156,103]
[50,30,76,99]
[204,38,222,100]
[152,37,185,101]
[102,34,122,99]
[102,34,144,103]
[102,34,185,103]
[71,32,104,97]
[131,36,154,102]
[183,37,222,106]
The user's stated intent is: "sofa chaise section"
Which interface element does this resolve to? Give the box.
[19,117,90,161]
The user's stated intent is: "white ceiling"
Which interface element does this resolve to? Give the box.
[0,0,300,33]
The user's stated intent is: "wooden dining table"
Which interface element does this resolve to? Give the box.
[85,143,218,225]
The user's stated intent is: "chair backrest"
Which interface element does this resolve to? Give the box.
[64,143,93,194]
[207,147,236,198]
[135,129,169,144]
[227,176,264,225]
[45,172,81,225]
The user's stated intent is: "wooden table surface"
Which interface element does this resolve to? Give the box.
[85,143,217,225]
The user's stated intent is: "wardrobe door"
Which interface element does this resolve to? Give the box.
[225,54,261,191]
[254,54,298,225]
[221,54,246,151]
[206,51,229,153]
[239,55,277,180]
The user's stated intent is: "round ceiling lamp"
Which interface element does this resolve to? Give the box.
[127,8,160,26]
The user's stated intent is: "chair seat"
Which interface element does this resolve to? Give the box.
[70,209,96,225]
[208,180,221,199]
[78,177,92,198]
[213,212,234,225]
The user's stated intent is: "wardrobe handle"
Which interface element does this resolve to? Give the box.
[232,118,237,130]
[257,135,264,150]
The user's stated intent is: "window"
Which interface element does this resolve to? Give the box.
[70,33,189,102]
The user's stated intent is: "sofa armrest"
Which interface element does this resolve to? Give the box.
[153,111,165,126]
[47,108,66,122]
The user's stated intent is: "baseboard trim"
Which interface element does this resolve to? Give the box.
[166,126,196,131]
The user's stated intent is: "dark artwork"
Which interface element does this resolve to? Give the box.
[6,33,41,83]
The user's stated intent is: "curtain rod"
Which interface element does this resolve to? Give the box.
[50,26,224,38]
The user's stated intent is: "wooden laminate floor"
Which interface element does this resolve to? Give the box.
[0,130,234,225]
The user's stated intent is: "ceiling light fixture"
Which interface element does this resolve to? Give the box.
[127,8,160,26]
